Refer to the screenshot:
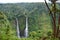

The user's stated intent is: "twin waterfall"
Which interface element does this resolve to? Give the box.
[24,17,28,37]
[16,17,28,38]
[16,18,20,38]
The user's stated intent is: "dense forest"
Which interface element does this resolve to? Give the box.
[0,2,60,40]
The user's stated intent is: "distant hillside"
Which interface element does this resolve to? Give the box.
[0,3,48,14]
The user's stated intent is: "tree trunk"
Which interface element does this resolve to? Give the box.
[57,14,60,37]
[52,1,57,38]
[16,18,20,38]
[44,0,57,38]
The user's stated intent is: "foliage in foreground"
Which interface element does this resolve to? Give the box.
[0,3,60,40]
[0,12,16,40]
[0,12,59,40]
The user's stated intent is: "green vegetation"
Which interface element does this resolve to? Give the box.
[0,3,60,40]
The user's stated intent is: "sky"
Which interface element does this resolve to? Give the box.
[0,0,49,3]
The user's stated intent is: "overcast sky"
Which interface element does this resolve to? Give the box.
[0,0,49,3]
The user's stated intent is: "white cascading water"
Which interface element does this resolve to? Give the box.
[16,18,20,38]
[24,17,28,37]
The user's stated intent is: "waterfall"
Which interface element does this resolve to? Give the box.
[16,18,20,38]
[24,17,28,37]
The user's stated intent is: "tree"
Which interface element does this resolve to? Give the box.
[44,0,59,38]
[57,13,60,38]
[0,12,15,40]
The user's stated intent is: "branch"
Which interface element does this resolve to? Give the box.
[44,0,55,28]
[44,0,54,19]
[44,0,52,14]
